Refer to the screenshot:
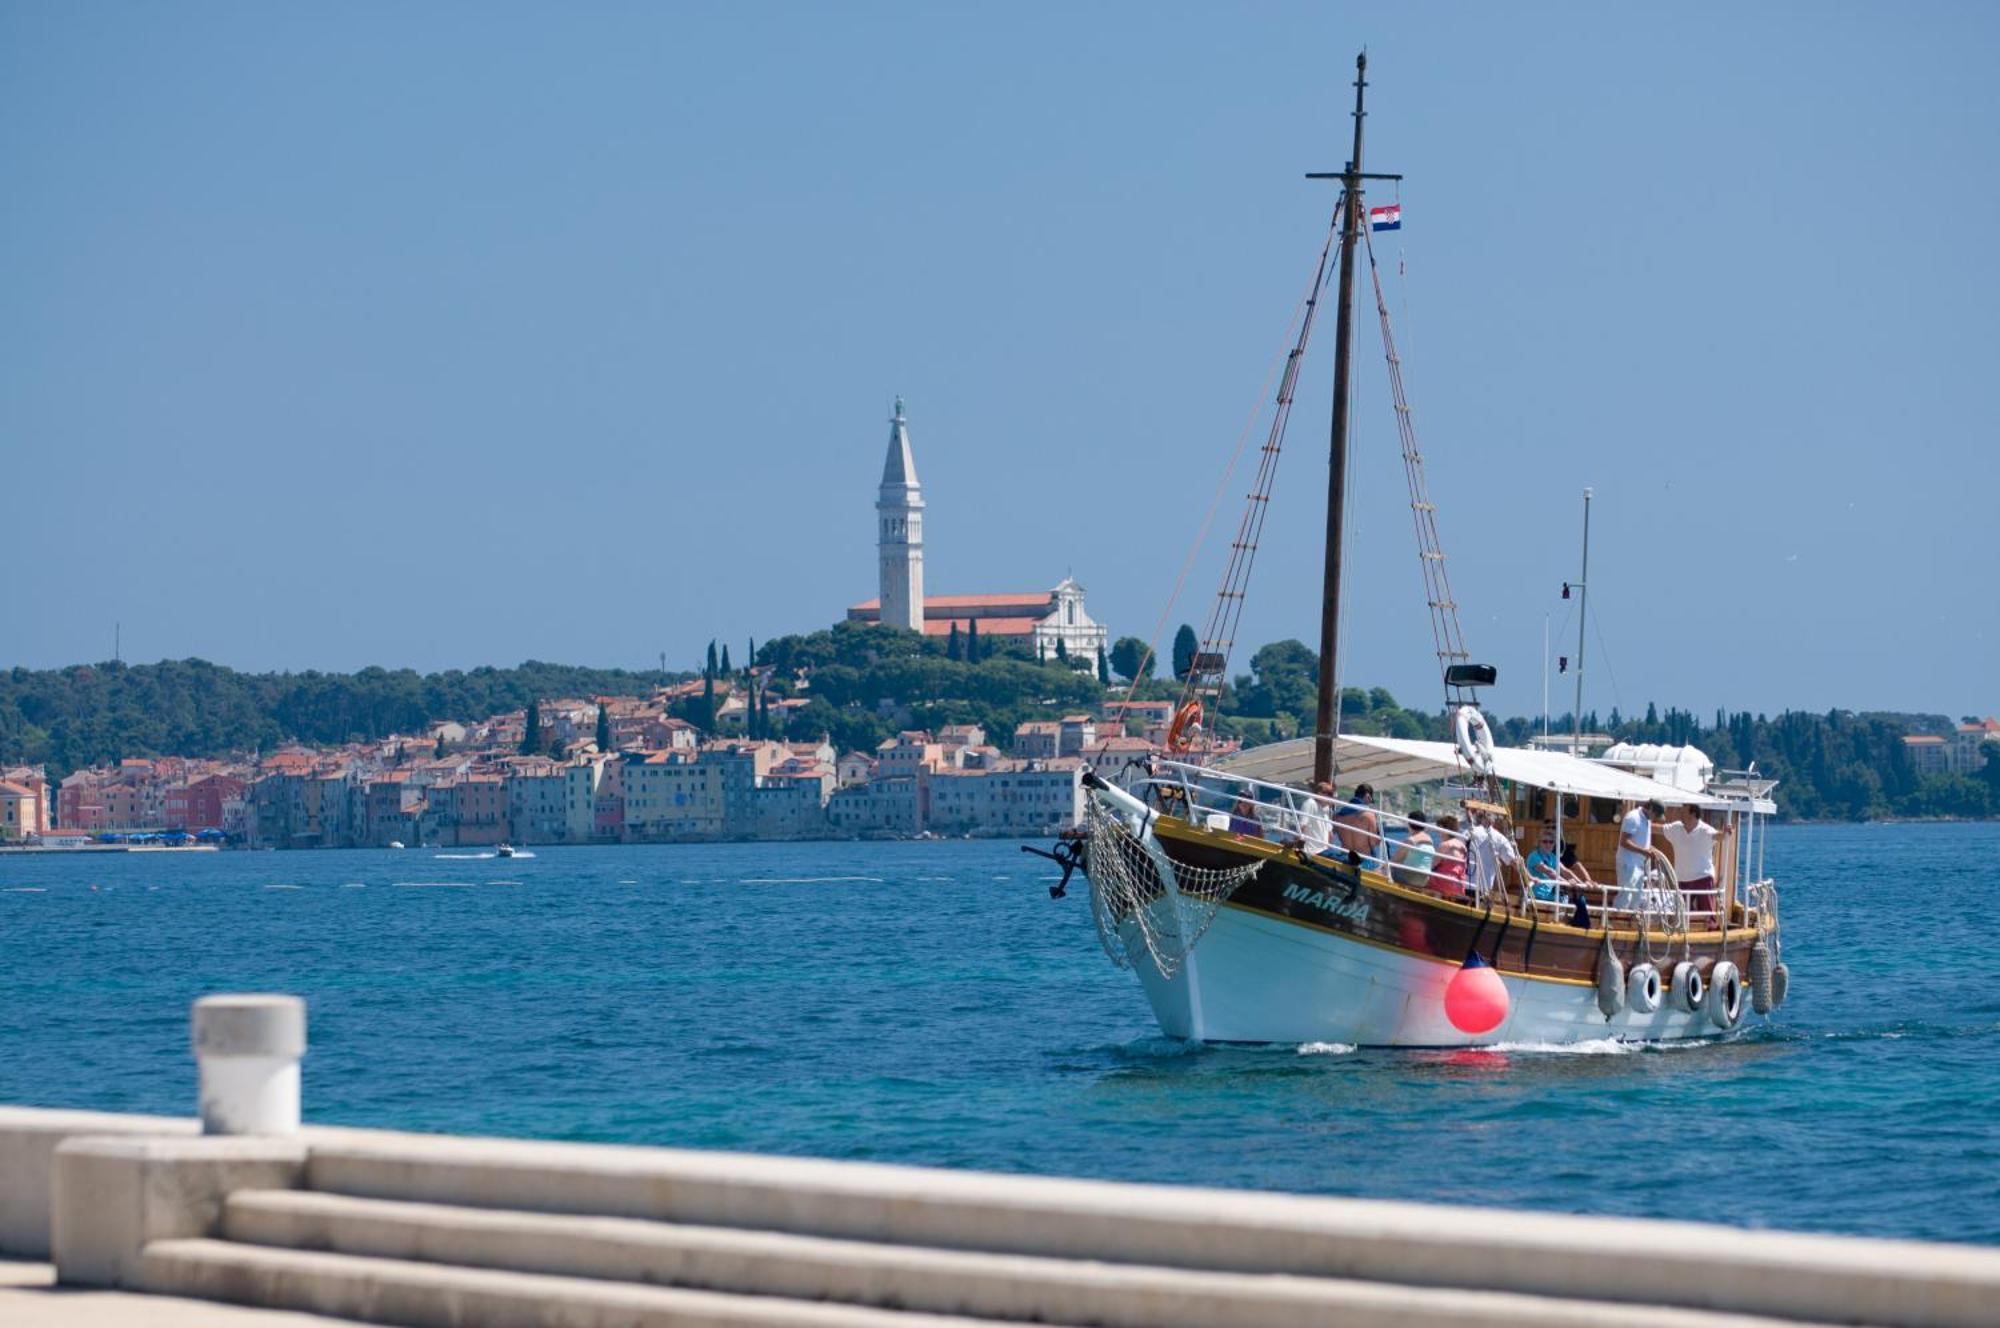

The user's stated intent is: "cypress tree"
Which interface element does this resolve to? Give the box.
[701,673,715,732]
[521,701,542,755]
[966,619,980,663]
[1055,637,1069,663]
[1096,646,1111,685]
[721,643,732,674]
[434,731,446,759]
[706,640,718,678]
[1172,624,1199,680]
[947,623,962,662]
[595,702,611,752]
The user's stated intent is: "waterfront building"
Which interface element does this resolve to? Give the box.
[621,751,725,840]
[0,766,50,835]
[837,752,876,789]
[1951,717,2000,774]
[1080,735,1161,797]
[1902,718,1999,778]
[0,781,38,841]
[364,772,424,847]
[566,755,610,842]
[1013,722,1060,760]
[926,760,1085,835]
[826,776,922,835]
[876,732,943,781]
[1903,734,1949,777]
[57,770,105,831]
[164,774,246,833]
[506,765,570,843]
[1058,714,1097,757]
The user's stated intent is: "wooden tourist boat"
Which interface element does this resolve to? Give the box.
[1060,55,1790,1047]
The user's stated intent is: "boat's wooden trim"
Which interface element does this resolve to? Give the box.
[1146,814,1758,987]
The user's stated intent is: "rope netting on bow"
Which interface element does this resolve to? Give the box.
[1082,799,1263,978]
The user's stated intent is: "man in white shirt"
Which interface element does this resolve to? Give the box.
[1464,804,1521,900]
[1614,799,1665,910]
[1659,804,1729,919]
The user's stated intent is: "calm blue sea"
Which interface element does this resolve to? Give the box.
[2,824,1996,1244]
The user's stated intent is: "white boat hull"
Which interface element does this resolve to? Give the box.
[1124,902,1725,1047]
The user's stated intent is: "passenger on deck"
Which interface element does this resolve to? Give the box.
[1294,779,1336,856]
[1430,814,1469,898]
[1464,805,1521,901]
[1524,830,1564,901]
[1614,799,1666,910]
[1392,814,1436,889]
[1659,803,1728,919]
[1226,796,1264,839]
[1330,783,1381,868]
[1558,843,1595,890]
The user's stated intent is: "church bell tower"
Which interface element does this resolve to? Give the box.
[877,396,925,633]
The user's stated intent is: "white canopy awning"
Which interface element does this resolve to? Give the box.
[1211,733,1727,808]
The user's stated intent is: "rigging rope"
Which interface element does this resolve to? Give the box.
[1361,223,1473,709]
[1109,209,1342,724]
[1177,199,1348,744]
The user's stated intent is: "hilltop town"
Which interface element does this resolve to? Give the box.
[0,678,1189,848]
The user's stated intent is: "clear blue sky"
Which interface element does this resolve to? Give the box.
[4,2,1996,722]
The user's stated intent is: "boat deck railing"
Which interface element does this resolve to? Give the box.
[1134,758,1736,934]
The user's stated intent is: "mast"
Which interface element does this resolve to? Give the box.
[1570,487,1592,755]
[1311,53,1370,789]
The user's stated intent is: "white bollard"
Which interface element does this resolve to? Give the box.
[191,994,306,1136]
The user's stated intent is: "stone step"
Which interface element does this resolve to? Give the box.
[142,1238,991,1328]
[298,1130,2000,1328]
[217,1189,1824,1328]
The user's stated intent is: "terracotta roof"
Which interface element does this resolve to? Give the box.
[0,781,34,797]
[920,616,1043,637]
[1903,735,1947,745]
[852,592,1054,613]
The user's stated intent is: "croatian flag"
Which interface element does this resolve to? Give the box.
[1369,204,1402,232]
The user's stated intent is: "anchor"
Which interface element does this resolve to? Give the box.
[1024,840,1088,904]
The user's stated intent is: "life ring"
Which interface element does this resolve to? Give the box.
[1166,700,1203,754]
[1706,960,1743,1030]
[1669,960,1706,1014]
[1452,705,1496,777]
[1626,962,1662,1014]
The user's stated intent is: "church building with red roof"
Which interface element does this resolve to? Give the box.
[845,399,1109,660]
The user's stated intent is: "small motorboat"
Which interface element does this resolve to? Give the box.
[496,844,516,858]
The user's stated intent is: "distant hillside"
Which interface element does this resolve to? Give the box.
[4,635,1994,820]
[0,659,684,779]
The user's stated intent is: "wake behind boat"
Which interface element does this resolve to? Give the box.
[1058,55,1789,1048]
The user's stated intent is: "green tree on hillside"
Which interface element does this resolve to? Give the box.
[1172,625,1198,680]
[520,701,542,755]
[1110,636,1152,681]
[1097,647,1111,685]
[595,703,611,752]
